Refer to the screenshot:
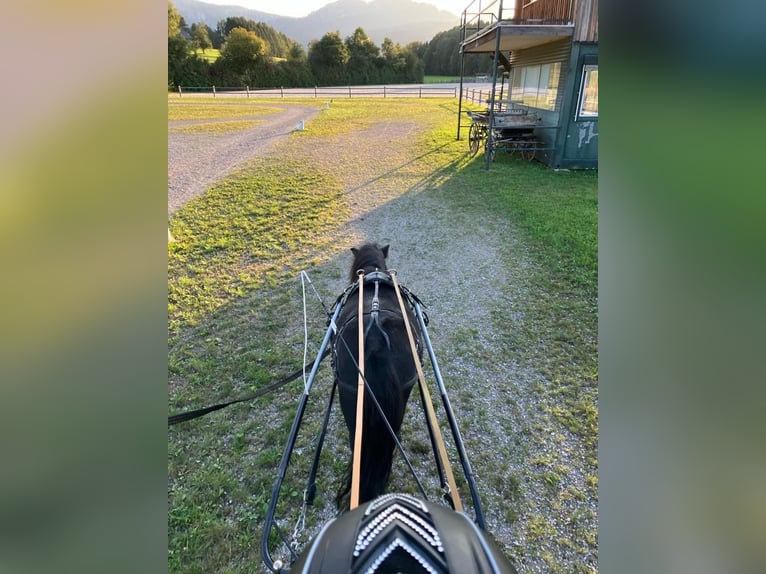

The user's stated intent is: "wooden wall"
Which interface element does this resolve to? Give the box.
[574,0,598,42]
[511,0,598,41]
[515,0,574,23]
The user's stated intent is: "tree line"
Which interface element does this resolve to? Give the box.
[168,1,491,89]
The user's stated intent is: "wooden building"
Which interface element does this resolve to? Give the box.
[458,0,598,168]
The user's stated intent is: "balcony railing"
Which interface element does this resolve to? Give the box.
[460,0,575,43]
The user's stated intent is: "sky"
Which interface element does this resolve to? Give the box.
[198,0,467,18]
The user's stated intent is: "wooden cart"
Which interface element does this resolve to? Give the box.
[466,107,543,161]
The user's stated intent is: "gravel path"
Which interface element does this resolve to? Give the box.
[168,104,321,215]
[290,125,597,574]
[169,109,597,573]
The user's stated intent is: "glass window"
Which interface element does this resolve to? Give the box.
[510,62,560,110]
[577,65,598,118]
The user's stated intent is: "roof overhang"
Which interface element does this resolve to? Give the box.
[461,24,574,53]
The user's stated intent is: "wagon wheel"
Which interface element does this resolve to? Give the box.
[468,122,482,155]
[521,141,536,161]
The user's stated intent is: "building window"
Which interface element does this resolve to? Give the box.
[577,64,598,119]
[510,62,561,110]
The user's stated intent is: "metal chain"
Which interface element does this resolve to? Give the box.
[290,489,308,551]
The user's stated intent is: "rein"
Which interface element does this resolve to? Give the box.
[390,270,463,512]
[167,349,329,426]
[350,269,366,509]
[343,268,457,511]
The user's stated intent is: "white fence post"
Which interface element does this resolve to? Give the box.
[177,85,182,97]
[212,85,216,98]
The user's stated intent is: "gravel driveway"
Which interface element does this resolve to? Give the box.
[168,104,321,215]
[168,106,597,573]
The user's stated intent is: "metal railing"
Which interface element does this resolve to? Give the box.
[460,0,503,44]
[462,86,511,110]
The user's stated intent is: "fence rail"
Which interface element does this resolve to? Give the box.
[173,85,460,99]
[171,84,504,116]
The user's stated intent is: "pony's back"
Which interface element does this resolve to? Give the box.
[334,244,420,509]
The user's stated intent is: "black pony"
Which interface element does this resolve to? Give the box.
[332,243,422,509]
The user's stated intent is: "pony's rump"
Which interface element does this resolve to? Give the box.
[332,243,422,509]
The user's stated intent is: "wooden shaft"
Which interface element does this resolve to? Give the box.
[350,270,365,509]
[390,272,463,512]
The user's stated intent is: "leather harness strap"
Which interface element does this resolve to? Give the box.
[350,269,366,510]
[390,270,463,512]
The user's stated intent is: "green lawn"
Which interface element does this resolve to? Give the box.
[168,97,597,573]
[167,102,283,122]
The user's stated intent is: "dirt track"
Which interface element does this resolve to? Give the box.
[168,104,321,215]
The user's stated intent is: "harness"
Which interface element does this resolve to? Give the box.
[333,270,426,311]
[330,270,427,377]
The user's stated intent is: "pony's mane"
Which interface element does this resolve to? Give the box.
[349,243,389,283]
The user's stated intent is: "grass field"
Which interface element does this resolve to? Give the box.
[192,48,287,65]
[193,47,220,63]
[167,101,285,134]
[168,97,597,573]
[424,75,460,83]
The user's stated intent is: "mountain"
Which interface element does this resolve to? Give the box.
[174,0,460,46]
[174,0,278,29]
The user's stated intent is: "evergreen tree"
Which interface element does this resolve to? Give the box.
[344,28,380,84]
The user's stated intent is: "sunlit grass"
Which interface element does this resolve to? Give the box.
[295,98,458,138]
[168,160,346,336]
[167,102,283,121]
[192,47,220,63]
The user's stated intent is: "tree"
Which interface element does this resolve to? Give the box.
[168,1,182,38]
[403,42,425,83]
[420,26,488,77]
[344,28,380,84]
[190,23,212,53]
[208,26,224,49]
[278,42,314,87]
[216,17,292,58]
[377,37,408,82]
[308,32,349,86]
[169,1,207,89]
[288,42,307,62]
[381,38,396,61]
[220,27,269,83]
[252,22,293,58]
[217,16,256,37]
